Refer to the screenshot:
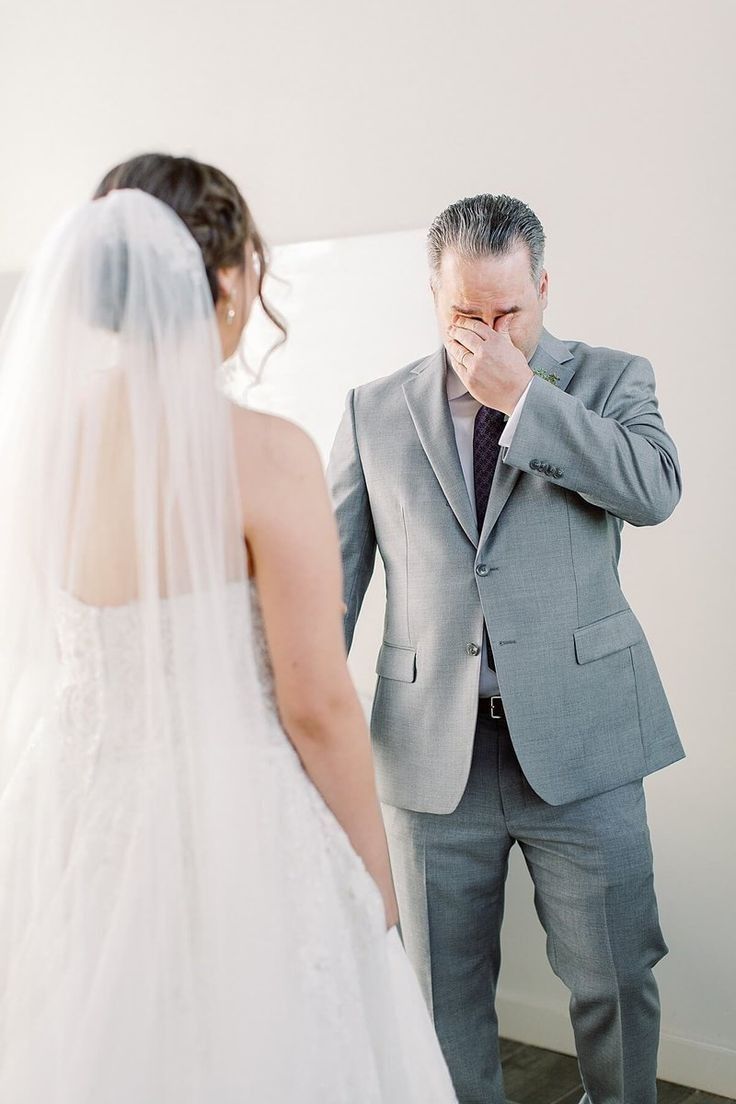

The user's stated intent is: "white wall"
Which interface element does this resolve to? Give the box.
[2,0,734,1094]
[0,0,733,264]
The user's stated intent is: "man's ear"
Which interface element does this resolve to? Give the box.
[539,269,549,309]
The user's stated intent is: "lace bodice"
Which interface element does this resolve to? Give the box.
[53,578,282,772]
[245,576,279,714]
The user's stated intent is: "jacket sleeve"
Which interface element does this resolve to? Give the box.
[325,388,377,652]
[500,355,682,526]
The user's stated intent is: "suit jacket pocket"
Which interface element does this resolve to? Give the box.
[375,642,417,683]
[573,608,644,664]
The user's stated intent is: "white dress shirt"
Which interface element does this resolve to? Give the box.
[444,352,533,697]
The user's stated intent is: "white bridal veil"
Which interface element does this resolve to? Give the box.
[0,189,318,1100]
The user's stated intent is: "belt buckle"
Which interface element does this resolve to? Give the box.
[490,695,503,721]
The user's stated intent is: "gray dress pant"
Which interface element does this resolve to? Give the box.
[381,709,669,1104]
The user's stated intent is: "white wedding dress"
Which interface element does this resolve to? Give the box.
[0,574,458,1103]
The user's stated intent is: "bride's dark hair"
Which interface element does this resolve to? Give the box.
[94,153,286,350]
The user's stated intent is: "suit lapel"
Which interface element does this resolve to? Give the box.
[402,329,576,550]
[478,328,576,549]
[402,348,479,546]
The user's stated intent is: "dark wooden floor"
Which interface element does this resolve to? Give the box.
[500,1038,734,1104]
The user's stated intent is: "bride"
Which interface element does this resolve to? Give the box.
[0,154,458,1103]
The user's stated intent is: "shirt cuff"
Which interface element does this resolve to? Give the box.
[499,377,533,447]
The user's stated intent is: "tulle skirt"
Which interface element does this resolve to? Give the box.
[0,708,458,1103]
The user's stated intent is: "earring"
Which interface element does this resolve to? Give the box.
[226,293,236,326]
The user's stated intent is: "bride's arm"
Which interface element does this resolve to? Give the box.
[234,407,399,930]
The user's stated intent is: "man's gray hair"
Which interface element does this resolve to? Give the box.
[427,194,546,289]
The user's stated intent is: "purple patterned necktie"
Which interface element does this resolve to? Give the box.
[473,405,507,671]
[473,405,507,527]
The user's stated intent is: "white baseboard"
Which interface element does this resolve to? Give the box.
[497,993,736,1099]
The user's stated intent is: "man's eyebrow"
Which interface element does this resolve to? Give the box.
[451,305,521,316]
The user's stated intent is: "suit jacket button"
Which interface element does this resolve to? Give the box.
[554,467,563,478]
[466,642,480,656]
[530,458,541,470]
[475,564,489,576]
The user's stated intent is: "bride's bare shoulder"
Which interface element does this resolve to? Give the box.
[230,405,323,491]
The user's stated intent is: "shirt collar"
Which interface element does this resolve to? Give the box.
[444,348,469,400]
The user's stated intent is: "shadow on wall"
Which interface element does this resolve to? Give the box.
[0,273,22,324]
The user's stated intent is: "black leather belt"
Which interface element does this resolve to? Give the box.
[478,695,507,723]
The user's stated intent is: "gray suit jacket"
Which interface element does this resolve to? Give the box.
[326,328,685,813]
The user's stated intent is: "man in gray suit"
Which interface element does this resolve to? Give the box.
[326,194,684,1104]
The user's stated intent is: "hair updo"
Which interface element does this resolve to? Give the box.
[94,153,286,348]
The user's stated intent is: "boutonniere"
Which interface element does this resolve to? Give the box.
[532,367,560,386]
